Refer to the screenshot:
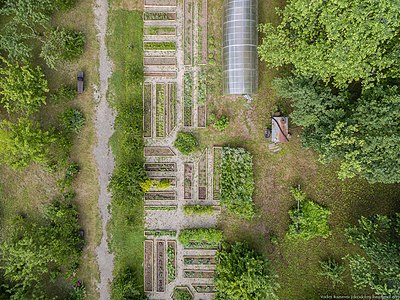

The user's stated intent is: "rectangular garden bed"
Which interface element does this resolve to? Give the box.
[183,72,193,127]
[144,71,176,78]
[144,147,175,157]
[166,83,177,134]
[143,12,177,21]
[144,240,154,292]
[149,176,176,189]
[197,71,207,128]
[156,83,166,137]
[143,83,152,137]
[213,147,222,200]
[144,26,177,36]
[144,41,176,51]
[144,0,177,7]
[144,56,176,66]
[144,191,176,201]
[197,0,208,65]
[184,0,193,65]
[167,241,176,283]
[145,162,176,172]
[184,270,215,278]
[156,241,166,292]
[193,285,216,293]
[198,151,207,199]
[145,230,177,237]
[145,205,177,211]
[184,163,193,199]
[184,256,216,265]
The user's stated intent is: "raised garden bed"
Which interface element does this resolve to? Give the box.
[198,151,207,199]
[149,177,176,189]
[184,163,193,199]
[184,256,216,265]
[145,230,177,237]
[184,0,194,65]
[193,285,216,293]
[198,105,206,128]
[167,83,177,134]
[167,241,176,283]
[145,205,177,211]
[178,228,223,249]
[213,147,222,200]
[144,0,176,6]
[184,269,214,278]
[144,240,154,292]
[144,147,176,157]
[183,72,193,127]
[145,191,176,200]
[144,41,176,51]
[143,12,176,21]
[156,241,166,292]
[197,0,208,65]
[144,71,176,78]
[145,162,176,172]
[197,71,207,128]
[143,83,152,137]
[144,26,177,36]
[156,83,166,137]
[144,56,176,66]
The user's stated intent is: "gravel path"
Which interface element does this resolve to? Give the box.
[93,0,115,299]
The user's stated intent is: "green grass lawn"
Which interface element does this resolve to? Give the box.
[205,0,400,299]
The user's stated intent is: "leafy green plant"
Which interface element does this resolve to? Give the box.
[155,179,171,190]
[167,244,176,282]
[111,268,145,300]
[319,258,345,288]
[174,132,199,155]
[215,242,279,300]
[61,108,85,133]
[220,147,255,220]
[178,228,223,249]
[140,179,154,192]
[58,163,80,191]
[287,187,331,240]
[183,205,214,216]
[173,288,193,300]
[214,115,229,132]
[50,85,77,103]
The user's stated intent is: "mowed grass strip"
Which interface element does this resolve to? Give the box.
[107,8,145,294]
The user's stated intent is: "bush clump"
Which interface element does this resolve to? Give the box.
[214,115,230,131]
[178,228,223,249]
[50,85,77,103]
[220,147,255,220]
[61,108,85,133]
[174,132,199,155]
[287,187,331,240]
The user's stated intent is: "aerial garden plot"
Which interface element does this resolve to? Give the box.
[133,0,400,299]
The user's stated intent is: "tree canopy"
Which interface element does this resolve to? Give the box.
[345,214,400,295]
[259,0,400,88]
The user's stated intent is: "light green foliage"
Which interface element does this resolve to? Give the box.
[345,214,400,295]
[220,147,255,220]
[173,288,193,300]
[111,268,145,300]
[259,0,400,87]
[0,201,83,298]
[61,108,85,134]
[50,84,77,103]
[167,244,176,282]
[319,258,345,288]
[174,132,199,155]
[139,179,154,193]
[0,118,55,169]
[287,187,331,240]
[273,76,400,184]
[183,205,214,216]
[155,179,171,190]
[0,57,48,114]
[215,242,279,300]
[178,228,223,249]
[214,115,229,132]
[41,28,85,68]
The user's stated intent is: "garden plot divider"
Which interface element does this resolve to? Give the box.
[144,240,154,292]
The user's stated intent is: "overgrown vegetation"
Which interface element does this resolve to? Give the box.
[111,268,145,300]
[183,205,214,216]
[215,242,279,300]
[220,147,255,220]
[178,228,223,249]
[214,115,229,132]
[318,258,345,288]
[173,288,193,300]
[174,131,199,155]
[287,187,331,240]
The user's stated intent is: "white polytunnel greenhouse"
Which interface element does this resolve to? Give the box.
[223,0,258,95]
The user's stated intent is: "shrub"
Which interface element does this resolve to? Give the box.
[215,242,279,300]
[111,268,145,300]
[287,187,331,240]
[178,228,223,249]
[319,258,345,288]
[50,85,77,103]
[174,132,199,155]
[214,115,229,131]
[173,288,193,300]
[155,179,171,190]
[61,108,85,133]
[61,29,85,60]
[183,205,214,216]
[220,147,255,220]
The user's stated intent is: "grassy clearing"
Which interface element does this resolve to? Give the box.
[0,0,101,298]
[107,8,145,297]
[204,0,400,299]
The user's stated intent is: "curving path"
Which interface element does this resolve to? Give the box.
[93,0,114,299]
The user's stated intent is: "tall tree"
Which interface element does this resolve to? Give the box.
[259,0,400,87]
[273,76,400,184]
[345,214,400,295]
[0,57,48,114]
[0,118,55,169]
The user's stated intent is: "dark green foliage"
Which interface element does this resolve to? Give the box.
[215,242,279,300]
[61,108,85,133]
[319,258,345,288]
[68,285,86,300]
[54,0,78,10]
[345,214,400,295]
[58,163,80,191]
[220,147,255,220]
[273,76,400,183]
[259,0,400,88]
[287,187,331,240]
[174,132,199,155]
[0,200,83,298]
[178,228,223,249]
[214,115,229,132]
[111,268,145,300]
[60,29,85,60]
[50,85,77,103]
[173,288,193,300]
